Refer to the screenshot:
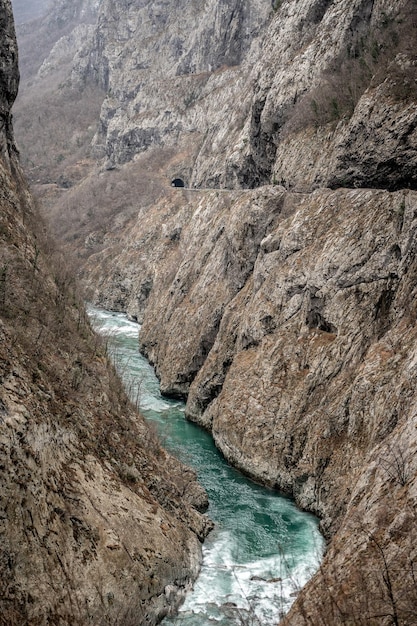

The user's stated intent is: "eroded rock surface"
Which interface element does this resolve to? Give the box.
[138,185,417,621]
[0,2,211,624]
[19,0,416,191]
[77,177,417,619]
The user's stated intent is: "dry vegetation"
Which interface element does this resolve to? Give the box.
[284,2,417,135]
[0,155,196,499]
[0,145,210,623]
[14,77,104,184]
[11,0,104,191]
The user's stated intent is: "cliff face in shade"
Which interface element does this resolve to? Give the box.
[0,2,211,624]
[0,0,18,161]
[9,0,417,622]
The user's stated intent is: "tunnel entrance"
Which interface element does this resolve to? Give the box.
[171,178,185,188]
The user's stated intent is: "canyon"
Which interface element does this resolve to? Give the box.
[7,0,417,623]
[0,1,212,624]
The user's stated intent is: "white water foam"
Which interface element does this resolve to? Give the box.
[88,306,324,626]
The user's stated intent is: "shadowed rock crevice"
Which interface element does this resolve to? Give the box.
[305,0,334,25]
[305,289,338,334]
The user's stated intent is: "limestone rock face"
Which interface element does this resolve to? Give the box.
[0,2,211,624]
[14,0,417,193]
[137,185,417,620]
[137,185,415,506]
[191,0,417,191]
[77,177,417,620]
[83,0,270,168]
[36,0,415,192]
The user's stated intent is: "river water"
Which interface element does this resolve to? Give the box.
[88,306,324,626]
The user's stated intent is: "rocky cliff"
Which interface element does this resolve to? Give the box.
[0,0,18,163]
[18,0,416,191]
[137,184,417,621]
[0,2,211,624]
[10,0,417,623]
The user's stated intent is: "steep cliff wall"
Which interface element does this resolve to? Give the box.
[125,189,417,624]
[22,0,415,191]
[84,0,270,170]
[75,178,417,624]
[0,0,18,163]
[0,2,211,624]
[186,0,417,190]
[81,182,417,621]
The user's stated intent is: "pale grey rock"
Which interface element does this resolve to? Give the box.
[15,0,417,192]
[38,23,95,78]
[47,0,414,196]
[193,0,417,191]
[82,0,271,167]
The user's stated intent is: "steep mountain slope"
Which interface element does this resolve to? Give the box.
[137,184,417,622]
[195,0,417,191]
[0,2,211,624]
[20,0,416,192]
[9,0,417,623]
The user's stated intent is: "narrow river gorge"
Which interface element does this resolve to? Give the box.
[89,306,324,625]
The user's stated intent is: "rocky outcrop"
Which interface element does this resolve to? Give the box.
[136,184,417,622]
[76,177,417,619]
[23,0,416,191]
[82,0,270,169]
[190,0,417,191]
[137,185,415,506]
[0,2,211,624]
[13,0,417,196]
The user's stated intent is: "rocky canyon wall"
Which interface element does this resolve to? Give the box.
[80,181,417,622]
[9,0,417,622]
[136,184,417,621]
[194,0,417,192]
[24,0,416,191]
[0,2,211,624]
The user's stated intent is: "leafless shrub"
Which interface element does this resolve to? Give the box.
[380,443,411,487]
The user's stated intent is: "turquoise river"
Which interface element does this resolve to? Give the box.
[89,306,324,626]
